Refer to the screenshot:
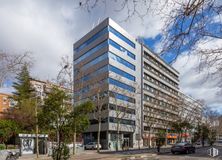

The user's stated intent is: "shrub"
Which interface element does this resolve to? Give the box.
[0,144,6,150]
[52,143,70,160]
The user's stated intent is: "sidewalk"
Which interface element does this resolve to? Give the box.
[18,154,51,160]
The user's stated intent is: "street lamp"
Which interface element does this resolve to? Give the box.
[55,64,69,144]
[30,96,40,159]
[56,64,68,85]
[35,97,39,159]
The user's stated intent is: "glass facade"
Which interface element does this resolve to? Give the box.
[80,51,135,72]
[109,39,135,60]
[74,26,135,53]
[109,65,135,81]
[81,52,107,71]
[108,78,135,92]
[109,52,135,70]
[109,117,135,126]
[109,26,135,48]
[75,65,108,84]
[110,91,135,104]
[75,27,108,53]
[74,40,107,65]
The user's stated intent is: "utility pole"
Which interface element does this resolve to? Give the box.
[35,97,39,159]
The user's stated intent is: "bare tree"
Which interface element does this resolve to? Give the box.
[77,0,222,90]
[171,94,203,142]
[92,86,107,153]
[202,106,220,145]
[0,52,32,87]
[109,76,137,151]
[57,55,78,155]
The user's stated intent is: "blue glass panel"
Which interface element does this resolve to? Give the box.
[108,78,135,92]
[110,91,135,103]
[108,52,135,70]
[109,26,135,48]
[109,117,135,125]
[75,65,108,84]
[82,53,108,70]
[109,65,135,81]
[75,27,108,52]
[108,39,135,60]
[74,40,108,65]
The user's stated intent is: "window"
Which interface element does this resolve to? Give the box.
[109,26,135,48]
[75,65,108,84]
[109,65,135,81]
[110,91,135,103]
[74,26,135,54]
[109,78,135,92]
[75,27,108,53]
[109,39,135,59]
[3,97,7,105]
[81,52,108,71]
[109,117,135,125]
[74,40,108,65]
[109,103,135,114]
[79,51,135,73]
[109,52,135,70]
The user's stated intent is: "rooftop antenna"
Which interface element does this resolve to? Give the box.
[91,22,95,29]
[97,17,101,25]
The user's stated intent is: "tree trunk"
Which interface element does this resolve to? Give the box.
[97,119,101,153]
[73,130,76,155]
[116,121,120,151]
[148,129,151,148]
[138,139,140,149]
[57,130,61,160]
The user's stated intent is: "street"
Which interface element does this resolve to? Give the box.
[17,146,222,160]
[72,146,222,160]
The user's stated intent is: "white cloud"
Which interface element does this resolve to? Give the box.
[0,0,221,112]
[0,0,165,81]
[173,39,222,112]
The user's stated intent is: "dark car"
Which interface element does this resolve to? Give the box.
[171,142,195,154]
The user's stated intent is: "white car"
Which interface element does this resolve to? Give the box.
[84,142,101,150]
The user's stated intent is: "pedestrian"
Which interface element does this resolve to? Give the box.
[109,142,111,150]
[122,142,124,151]
[157,141,160,153]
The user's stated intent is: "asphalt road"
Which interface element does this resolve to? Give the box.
[132,146,222,160]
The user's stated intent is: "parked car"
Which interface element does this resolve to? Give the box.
[195,141,201,145]
[171,142,195,154]
[84,142,101,150]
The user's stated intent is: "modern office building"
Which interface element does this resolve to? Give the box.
[73,18,142,150]
[73,18,181,149]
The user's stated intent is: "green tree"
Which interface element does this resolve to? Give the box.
[13,64,34,104]
[68,101,94,134]
[0,120,20,148]
[38,87,70,160]
[171,120,193,142]
[193,123,209,147]
[156,130,166,147]
[67,101,94,154]
[11,64,36,131]
[38,87,93,159]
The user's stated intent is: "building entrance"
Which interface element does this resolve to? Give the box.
[123,138,129,150]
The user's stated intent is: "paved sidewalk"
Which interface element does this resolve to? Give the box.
[18,154,51,160]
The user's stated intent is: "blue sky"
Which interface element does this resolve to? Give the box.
[0,0,221,112]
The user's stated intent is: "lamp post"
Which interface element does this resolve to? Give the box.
[55,64,68,144]
[35,97,39,159]
[30,96,40,159]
